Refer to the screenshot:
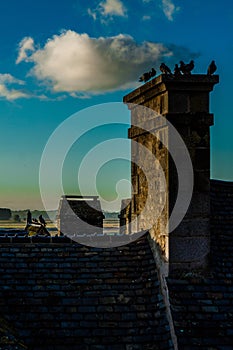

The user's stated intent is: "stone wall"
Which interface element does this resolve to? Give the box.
[123,74,219,275]
[128,122,169,260]
[210,179,233,277]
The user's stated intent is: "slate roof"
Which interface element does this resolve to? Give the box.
[167,179,233,349]
[0,235,173,350]
[0,316,28,350]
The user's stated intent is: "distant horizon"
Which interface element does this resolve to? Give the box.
[4,175,233,212]
[5,208,121,214]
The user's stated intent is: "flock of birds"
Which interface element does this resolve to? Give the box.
[139,60,217,83]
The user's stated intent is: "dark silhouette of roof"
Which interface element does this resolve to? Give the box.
[0,235,173,349]
[0,180,233,349]
[0,315,28,349]
[167,179,233,349]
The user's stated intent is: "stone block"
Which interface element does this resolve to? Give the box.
[194,148,210,170]
[189,92,209,112]
[194,170,211,192]
[186,192,210,216]
[168,93,189,113]
[169,236,209,263]
[171,218,210,237]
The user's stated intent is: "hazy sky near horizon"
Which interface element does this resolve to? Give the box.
[0,0,233,211]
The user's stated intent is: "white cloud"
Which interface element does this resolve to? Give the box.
[88,0,127,21]
[0,73,25,85]
[16,37,35,64]
[0,85,28,100]
[99,0,127,17]
[161,0,180,21]
[0,73,29,100]
[16,30,196,96]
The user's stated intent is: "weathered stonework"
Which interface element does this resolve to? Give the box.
[123,74,219,275]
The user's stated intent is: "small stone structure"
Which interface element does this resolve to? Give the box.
[57,195,105,236]
[123,74,219,274]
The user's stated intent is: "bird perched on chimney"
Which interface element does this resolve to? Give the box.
[149,67,156,79]
[174,64,181,76]
[139,71,150,82]
[160,63,172,75]
[207,60,217,75]
[139,67,156,83]
[179,60,194,75]
[179,61,185,74]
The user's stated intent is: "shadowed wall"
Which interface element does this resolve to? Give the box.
[123,74,219,275]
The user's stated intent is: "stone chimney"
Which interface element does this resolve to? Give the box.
[123,74,219,275]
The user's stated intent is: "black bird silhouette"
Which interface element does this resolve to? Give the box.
[174,64,181,76]
[179,61,186,74]
[139,67,156,82]
[160,63,172,74]
[179,60,194,75]
[139,72,150,82]
[207,60,217,75]
[39,214,46,226]
[149,67,156,79]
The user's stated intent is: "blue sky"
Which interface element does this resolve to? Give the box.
[0,0,232,210]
